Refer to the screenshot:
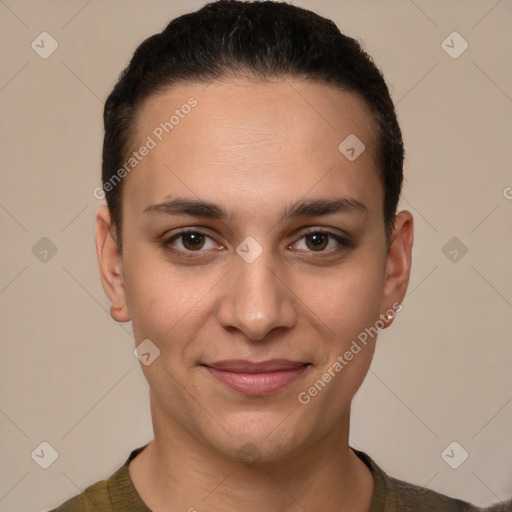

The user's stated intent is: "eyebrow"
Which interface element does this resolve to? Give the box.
[142,196,367,221]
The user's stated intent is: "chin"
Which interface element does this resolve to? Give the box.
[203,411,312,466]
[219,437,301,467]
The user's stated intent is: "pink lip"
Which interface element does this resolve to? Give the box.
[203,359,310,395]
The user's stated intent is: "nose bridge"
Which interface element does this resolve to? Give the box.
[217,240,297,340]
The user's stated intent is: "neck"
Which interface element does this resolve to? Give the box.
[129,395,374,512]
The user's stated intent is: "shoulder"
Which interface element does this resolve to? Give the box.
[483,499,512,511]
[46,476,112,512]
[354,449,481,511]
[45,444,149,512]
[383,473,481,511]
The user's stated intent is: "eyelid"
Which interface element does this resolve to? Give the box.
[162,227,222,254]
[292,226,352,242]
[289,227,352,251]
[161,225,352,257]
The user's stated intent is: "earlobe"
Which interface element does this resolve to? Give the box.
[380,210,413,328]
[95,205,131,323]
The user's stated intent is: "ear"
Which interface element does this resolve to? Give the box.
[95,205,130,322]
[380,210,413,328]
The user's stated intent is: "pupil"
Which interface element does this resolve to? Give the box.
[184,233,203,250]
[308,233,327,251]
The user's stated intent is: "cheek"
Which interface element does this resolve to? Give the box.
[122,249,192,339]
[122,247,224,357]
[295,265,382,421]
[302,257,385,340]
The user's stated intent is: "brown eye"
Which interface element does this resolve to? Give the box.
[181,232,205,251]
[292,230,351,254]
[163,229,219,255]
[305,233,329,251]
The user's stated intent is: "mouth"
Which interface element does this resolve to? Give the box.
[201,359,311,395]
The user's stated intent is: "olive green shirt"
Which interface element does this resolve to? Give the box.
[48,445,487,511]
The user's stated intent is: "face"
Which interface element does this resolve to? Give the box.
[96,78,413,464]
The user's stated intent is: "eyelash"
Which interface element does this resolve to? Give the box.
[160,227,352,258]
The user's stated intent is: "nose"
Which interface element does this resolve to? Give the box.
[215,245,298,341]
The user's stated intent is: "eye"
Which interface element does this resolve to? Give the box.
[292,230,350,253]
[161,227,351,258]
[163,229,220,255]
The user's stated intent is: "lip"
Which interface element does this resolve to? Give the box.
[202,359,310,395]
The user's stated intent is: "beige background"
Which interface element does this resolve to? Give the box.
[0,0,511,510]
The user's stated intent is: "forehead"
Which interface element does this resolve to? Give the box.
[123,78,382,221]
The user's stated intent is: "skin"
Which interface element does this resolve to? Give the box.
[96,77,413,512]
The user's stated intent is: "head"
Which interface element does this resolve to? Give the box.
[96,0,413,464]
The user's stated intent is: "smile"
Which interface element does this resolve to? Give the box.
[202,359,311,395]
